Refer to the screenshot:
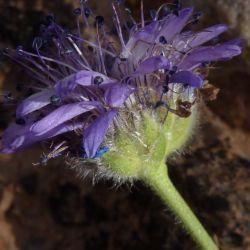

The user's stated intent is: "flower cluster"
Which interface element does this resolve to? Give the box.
[0,1,241,168]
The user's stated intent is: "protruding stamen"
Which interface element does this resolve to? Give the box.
[80,0,90,27]
[124,8,137,30]
[150,9,157,20]
[73,8,82,44]
[112,4,127,52]
[155,3,172,19]
[141,0,145,28]
[95,25,107,74]
[4,50,51,84]
[12,49,78,73]
[68,34,117,58]
[32,37,43,50]
[67,37,91,69]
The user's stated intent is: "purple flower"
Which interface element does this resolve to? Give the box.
[0,1,242,161]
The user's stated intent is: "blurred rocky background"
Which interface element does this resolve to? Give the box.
[0,0,249,249]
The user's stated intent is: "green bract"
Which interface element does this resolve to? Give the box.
[102,108,196,179]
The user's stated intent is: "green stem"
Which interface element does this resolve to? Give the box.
[141,162,218,250]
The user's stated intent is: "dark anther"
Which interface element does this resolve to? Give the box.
[192,12,202,24]
[16,118,26,125]
[173,0,182,10]
[87,46,94,52]
[93,76,104,85]
[46,14,55,23]
[16,46,23,55]
[16,83,24,92]
[120,57,127,62]
[193,12,202,19]
[95,16,105,27]
[39,24,47,33]
[163,6,171,17]
[73,8,81,16]
[26,88,34,97]
[159,36,168,45]
[50,95,61,105]
[150,9,157,20]
[4,92,12,99]
[172,9,179,16]
[211,37,219,45]
[84,8,91,18]
[123,76,130,83]
[126,21,133,29]
[37,113,45,120]
[165,74,170,82]
[192,19,199,25]
[163,74,169,93]
[201,61,210,67]
[169,66,178,75]
[172,0,181,16]
[114,0,124,4]
[32,37,43,50]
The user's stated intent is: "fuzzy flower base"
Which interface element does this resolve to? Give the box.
[0,1,242,249]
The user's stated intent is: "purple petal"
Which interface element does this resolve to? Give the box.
[55,70,115,97]
[224,38,245,47]
[169,71,203,88]
[16,89,55,117]
[121,21,159,62]
[126,21,159,52]
[104,84,134,108]
[84,110,117,158]
[55,73,79,97]
[31,101,97,135]
[134,21,159,41]
[1,123,30,153]
[157,8,193,41]
[0,122,83,153]
[179,44,242,70]
[188,24,228,48]
[134,56,170,75]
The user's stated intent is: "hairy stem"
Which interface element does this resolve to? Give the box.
[141,162,218,250]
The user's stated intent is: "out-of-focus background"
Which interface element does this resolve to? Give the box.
[0,0,249,249]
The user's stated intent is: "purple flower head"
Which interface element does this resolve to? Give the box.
[0,1,242,163]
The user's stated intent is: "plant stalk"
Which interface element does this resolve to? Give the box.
[142,162,219,250]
